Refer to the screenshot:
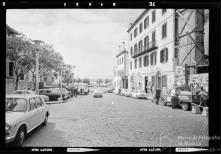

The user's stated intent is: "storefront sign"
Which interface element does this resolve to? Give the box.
[189,73,208,84]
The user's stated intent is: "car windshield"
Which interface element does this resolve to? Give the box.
[5,98,27,112]
[14,91,34,94]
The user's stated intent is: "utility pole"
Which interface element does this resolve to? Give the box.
[33,40,44,94]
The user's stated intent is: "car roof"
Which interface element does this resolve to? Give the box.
[6,94,43,99]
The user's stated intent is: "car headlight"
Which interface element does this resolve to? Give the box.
[5,124,11,131]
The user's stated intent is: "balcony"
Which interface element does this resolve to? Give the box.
[132,41,158,58]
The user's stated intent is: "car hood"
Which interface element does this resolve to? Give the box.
[5,111,25,125]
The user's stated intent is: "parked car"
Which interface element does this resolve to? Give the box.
[79,87,88,95]
[5,94,50,146]
[13,90,49,102]
[39,89,62,101]
[93,90,103,98]
[120,88,127,96]
[59,88,71,100]
[113,89,119,95]
[131,90,147,99]
[125,90,132,97]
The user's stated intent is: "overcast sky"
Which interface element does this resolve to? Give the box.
[7,9,144,79]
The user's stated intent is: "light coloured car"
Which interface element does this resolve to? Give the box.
[120,89,127,96]
[13,90,49,102]
[93,90,103,98]
[131,91,147,99]
[113,89,119,95]
[5,94,50,146]
[125,90,132,97]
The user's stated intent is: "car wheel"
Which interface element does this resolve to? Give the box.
[14,126,26,146]
[42,113,49,126]
[160,97,166,106]
[181,102,189,111]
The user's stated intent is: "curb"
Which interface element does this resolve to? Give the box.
[46,101,65,104]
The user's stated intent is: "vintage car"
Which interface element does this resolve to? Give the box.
[93,90,103,98]
[113,89,120,95]
[79,87,89,95]
[125,89,132,97]
[5,94,50,146]
[131,90,147,99]
[120,88,127,96]
[13,90,49,102]
[159,86,200,110]
[39,89,62,101]
[59,88,72,100]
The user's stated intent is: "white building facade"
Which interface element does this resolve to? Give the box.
[113,45,129,90]
[127,9,176,93]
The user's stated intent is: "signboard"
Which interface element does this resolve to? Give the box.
[189,73,208,84]
[176,66,185,76]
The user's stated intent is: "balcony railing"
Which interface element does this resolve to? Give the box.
[132,41,158,58]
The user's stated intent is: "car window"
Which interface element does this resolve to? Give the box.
[35,97,44,108]
[5,98,27,112]
[29,98,37,111]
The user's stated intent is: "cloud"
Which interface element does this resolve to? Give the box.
[6,9,143,79]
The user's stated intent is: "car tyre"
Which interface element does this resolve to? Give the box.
[160,97,167,106]
[42,113,49,126]
[181,102,189,111]
[14,126,26,146]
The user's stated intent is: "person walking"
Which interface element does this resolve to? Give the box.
[155,88,161,105]
[199,86,208,107]
[171,86,179,109]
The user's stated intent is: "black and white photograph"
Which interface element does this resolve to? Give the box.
[3,1,219,152]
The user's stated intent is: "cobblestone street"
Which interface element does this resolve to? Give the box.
[22,93,208,147]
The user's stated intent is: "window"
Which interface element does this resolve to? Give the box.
[138,40,143,53]
[134,28,137,38]
[162,22,167,39]
[35,97,44,108]
[144,55,149,67]
[134,59,137,69]
[162,75,167,88]
[144,36,149,50]
[9,62,14,77]
[130,47,133,57]
[152,10,156,23]
[130,32,133,41]
[130,61,132,70]
[139,22,143,33]
[174,49,179,58]
[29,98,37,111]
[122,57,124,63]
[162,9,167,14]
[150,52,157,65]
[160,48,168,63]
[144,16,149,29]
[139,57,142,68]
[134,44,137,55]
[152,31,156,47]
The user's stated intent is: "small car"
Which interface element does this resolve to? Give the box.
[131,90,147,99]
[120,89,127,96]
[59,88,71,100]
[125,90,132,97]
[93,90,103,98]
[13,90,49,102]
[39,89,62,101]
[5,94,50,146]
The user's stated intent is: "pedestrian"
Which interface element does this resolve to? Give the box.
[199,86,208,107]
[155,88,161,105]
[171,85,179,109]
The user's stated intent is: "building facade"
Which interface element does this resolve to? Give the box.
[113,43,129,90]
[127,9,176,93]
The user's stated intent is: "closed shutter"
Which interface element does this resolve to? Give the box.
[160,50,162,63]
[166,48,168,62]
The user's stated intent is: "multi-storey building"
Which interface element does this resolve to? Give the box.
[113,43,129,90]
[127,9,176,93]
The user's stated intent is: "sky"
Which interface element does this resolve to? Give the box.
[7,9,144,79]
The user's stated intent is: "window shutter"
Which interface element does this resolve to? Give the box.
[160,50,162,63]
[166,48,168,62]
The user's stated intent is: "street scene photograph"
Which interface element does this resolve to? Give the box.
[5,9,209,147]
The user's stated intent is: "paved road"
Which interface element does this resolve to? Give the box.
[22,93,208,147]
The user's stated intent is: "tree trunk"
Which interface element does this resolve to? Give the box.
[15,75,19,90]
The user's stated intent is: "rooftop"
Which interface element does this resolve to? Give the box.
[6,24,20,35]
[127,9,149,32]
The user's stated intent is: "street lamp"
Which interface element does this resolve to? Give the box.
[32,40,44,94]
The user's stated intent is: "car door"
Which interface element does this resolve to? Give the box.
[35,97,46,125]
[25,98,39,132]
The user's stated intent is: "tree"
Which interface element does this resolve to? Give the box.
[6,35,35,90]
[76,78,82,83]
[62,64,75,86]
[83,78,90,85]
[104,78,111,84]
[96,79,103,86]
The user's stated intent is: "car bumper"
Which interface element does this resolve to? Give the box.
[5,134,15,144]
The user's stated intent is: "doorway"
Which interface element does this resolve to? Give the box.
[145,76,148,93]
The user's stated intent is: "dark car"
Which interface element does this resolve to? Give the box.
[39,89,62,101]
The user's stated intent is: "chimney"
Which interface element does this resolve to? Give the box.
[122,42,126,51]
